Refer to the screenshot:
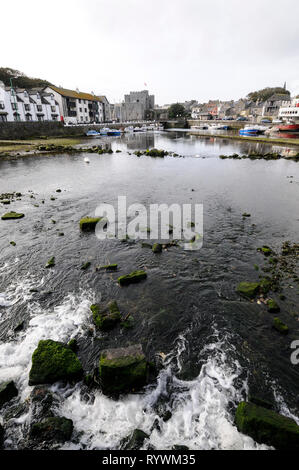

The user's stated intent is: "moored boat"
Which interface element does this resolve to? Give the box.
[278,123,299,132]
[86,130,101,137]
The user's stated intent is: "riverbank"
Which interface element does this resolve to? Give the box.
[0,136,86,157]
[187,130,299,148]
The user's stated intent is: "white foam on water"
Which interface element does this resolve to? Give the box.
[0,288,94,401]
[59,331,269,450]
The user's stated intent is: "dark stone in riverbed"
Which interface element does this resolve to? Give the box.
[29,339,83,385]
[273,317,288,334]
[45,256,55,268]
[235,401,299,449]
[267,299,280,313]
[99,344,148,395]
[80,261,91,270]
[1,211,24,220]
[0,380,18,408]
[91,301,121,330]
[152,243,162,253]
[0,424,4,448]
[236,281,260,298]
[30,417,73,443]
[118,270,147,286]
[79,216,103,231]
[121,429,149,450]
[96,263,118,271]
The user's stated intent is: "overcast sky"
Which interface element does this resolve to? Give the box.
[2,0,299,105]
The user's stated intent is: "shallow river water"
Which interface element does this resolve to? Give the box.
[0,131,298,450]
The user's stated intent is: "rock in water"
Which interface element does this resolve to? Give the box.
[0,424,4,448]
[1,211,24,220]
[91,301,121,330]
[236,281,260,298]
[267,299,280,313]
[0,381,18,408]
[152,243,162,253]
[235,401,299,449]
[121,429,149,450]
[273,317,289,334]
[118,270,147,286]
[79,216,104,232]
[30,417,73,443]
[29,339,83,385]
[99,344,148,394]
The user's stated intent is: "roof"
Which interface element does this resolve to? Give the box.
[267,93,291,102]
[48,85,103,102]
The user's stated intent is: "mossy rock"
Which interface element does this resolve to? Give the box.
[67,339,78,352]
[273,317,288,334]
[1,211,24,220]
[118,270,147,286]
[30,417,73,443]
[99,344,148,394]
[121,429,149,450]
[242,213,251,217]
[267,299,280,313]
[79,216,103,232]
[96,264,118,271]
[0,424,4,448]
[257,246,272,257]
[152,243,162,253]
[91,301,121,330]
[10,241,16,247]
[259,277,272,294]
[235,402,299,449]
[236,282,260,298]
[29,339,83,385]
[0,381,18,408]
[45,256,55,268]
[81,261,91,270]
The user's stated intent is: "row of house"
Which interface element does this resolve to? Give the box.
[190,93,298,122]
[0,81,111,124]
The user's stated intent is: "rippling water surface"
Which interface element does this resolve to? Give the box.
[0,131,298,449]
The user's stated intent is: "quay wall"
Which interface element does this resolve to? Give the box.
[0,121,157,140]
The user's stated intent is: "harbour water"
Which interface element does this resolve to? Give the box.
[0,131,298,449]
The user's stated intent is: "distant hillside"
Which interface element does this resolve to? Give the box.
[247,87,290,102]
[0,67,52,89]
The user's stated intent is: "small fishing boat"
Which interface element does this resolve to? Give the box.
[86,130,101,137]
[278,122,299,132]
[239,125,267,136]
[124,126,134,132]
[107,129,121,136]
[100,127,110,135]
[191,125,209,130]
[209,124,230,130]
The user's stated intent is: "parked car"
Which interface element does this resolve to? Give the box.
[236,116,248,121]
[272,119,282,124]
[260,119,272,123]
[223,116,234,121]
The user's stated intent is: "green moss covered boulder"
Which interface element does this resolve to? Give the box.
[152,243,162,253]
[267,299,280,313]
[118,270,147,286]
[96,264,118,271]
[235,401,299,449]
[273,317,288,334]
[236,282,260,298]
[1,211,24,220]
[0,380,18,408]
[91,301,121,330]
[29,339,83,385]
[30,417,73,443]
[99,344,148,394]
[79,216,103,232]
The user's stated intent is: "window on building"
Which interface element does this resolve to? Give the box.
[79,108,82,112]
[37,105,42,112]
[11,102,18,110]
[25,104,30,111]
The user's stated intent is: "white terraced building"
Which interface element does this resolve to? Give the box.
[279,98,299,122]
[0,81,60,122]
